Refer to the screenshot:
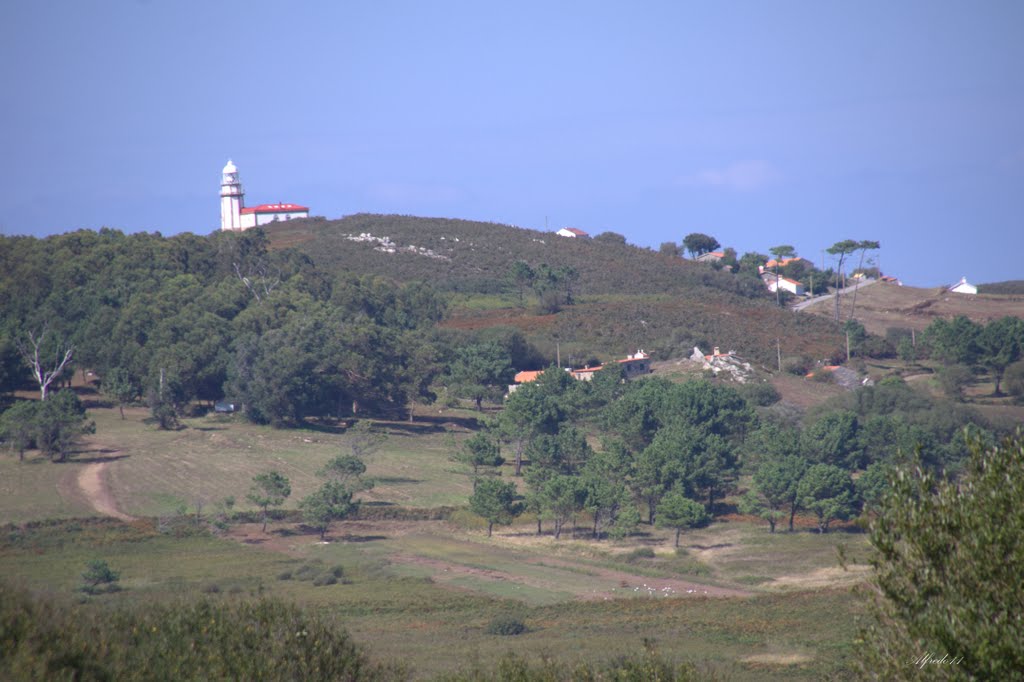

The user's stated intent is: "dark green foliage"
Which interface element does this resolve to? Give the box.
[1004,359,1024,400]
[796,463,856,533]
[80,559,120,595]
[32,391,95,461]
[745,454,808,532]
[860,431,1024,680]
[247,471,291,533]
[736,380,780,407]
[655,489,710,547]
[448,341,514,410]
[682,232,720,259]
[300,482,357,540]
[469,478,522,537]
[0,400,38,461]
[977,279,1024,294]
[484,614,527,636]
[0,583,399,681]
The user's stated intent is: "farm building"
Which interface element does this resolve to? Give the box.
[508,350,651,392]
[556,227,590,238]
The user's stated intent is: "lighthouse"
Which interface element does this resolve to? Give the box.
[218,159,309,231]
[219,160,244,231]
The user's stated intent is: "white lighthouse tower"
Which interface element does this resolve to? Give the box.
[219,159,244,231]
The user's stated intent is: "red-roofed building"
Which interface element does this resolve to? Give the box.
[696,251,725,263]
[556,227,590,238]
[220,160,310,231]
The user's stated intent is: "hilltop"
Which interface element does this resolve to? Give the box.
[798,280,1024,336]
[264,215,847,367]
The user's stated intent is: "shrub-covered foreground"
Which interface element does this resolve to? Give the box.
[0,583,401,681]
[1,583,714,681]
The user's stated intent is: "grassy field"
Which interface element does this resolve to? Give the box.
[0,401,876,679]
[0,515,866,680]
[0,405,478,521]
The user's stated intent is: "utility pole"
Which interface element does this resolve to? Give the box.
[776,338,782,372]
[556,341,561,368]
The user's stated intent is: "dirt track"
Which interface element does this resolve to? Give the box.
[77,461,135,521]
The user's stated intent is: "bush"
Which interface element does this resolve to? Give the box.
[783,356,812,376]
[80,559,120,595]
[276,571,293,581]
[485,614,527,636]
[624,547,656,562]
[738,381,780,407]
[312,574,337,587]
[293,561,323,581]
[0,583,402,681]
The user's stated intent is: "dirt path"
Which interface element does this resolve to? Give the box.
[77,461,135,521]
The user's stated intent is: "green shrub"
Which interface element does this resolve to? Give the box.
[80,559,120,595]
[485,614,527,636]
[293,561,324,581]
[623,547,656,562]
[202,583,221,594]
[738,381,780,407]
[312,574,337,587]
[277,571,293,581]
[329,565,345,578]
[0,582,402,681]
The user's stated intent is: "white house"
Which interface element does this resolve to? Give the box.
[763,273,806,296]
[948,277,978,295]
[556,227,589,238]
[220,160,309,231]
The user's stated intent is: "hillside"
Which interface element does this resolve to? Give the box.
[798,280,1024,336]
[264,214,764,297]
[264,215,848,366]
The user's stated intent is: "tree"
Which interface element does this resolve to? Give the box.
[34,391,94,462]
[593,231,627,245]
[847,239,879,320]
[81,559,120,595]
[452,431,504,490]
[826,239,859,321]
[247,471,291,533]
[1005,359,1024,400]
[508,261,535,306]
[655,488,710,547]
[796,463,856,533]
[859,431,1024,679]
[15,328,74,401]
[468,478,521,537]
[448,342,513,411]
[344,420,388,461]
[101,367,138,420]
[746,455,808,533]
[541,474,585,539]
[923,315,981,366]
[0,401,38,462]
[658,241,681,258]
[682,233,720,259]
[975,316,1024,395]
[768,245,795,306]
[299,481,357,541]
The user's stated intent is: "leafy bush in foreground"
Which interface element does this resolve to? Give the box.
[0,584,401,681]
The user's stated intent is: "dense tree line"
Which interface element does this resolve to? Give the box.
[467,363,996,539]
[0,228,448,428]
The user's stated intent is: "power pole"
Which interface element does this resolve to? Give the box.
[776,338,782,372]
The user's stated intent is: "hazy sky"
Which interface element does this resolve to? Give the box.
[3,1,1022,286]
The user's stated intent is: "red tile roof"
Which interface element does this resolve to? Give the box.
[514,370,543,383]
[241,203,309,214]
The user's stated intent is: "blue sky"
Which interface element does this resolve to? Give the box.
[3,1,1022,286]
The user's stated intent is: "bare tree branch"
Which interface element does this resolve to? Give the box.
[15,327,74,400]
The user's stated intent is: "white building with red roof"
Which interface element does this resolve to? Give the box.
[556,227,590,238]
[220,160,309,231]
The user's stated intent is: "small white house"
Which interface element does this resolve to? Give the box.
[949,277,977,295]
[762,273,806,296]
[556,227,589,238]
